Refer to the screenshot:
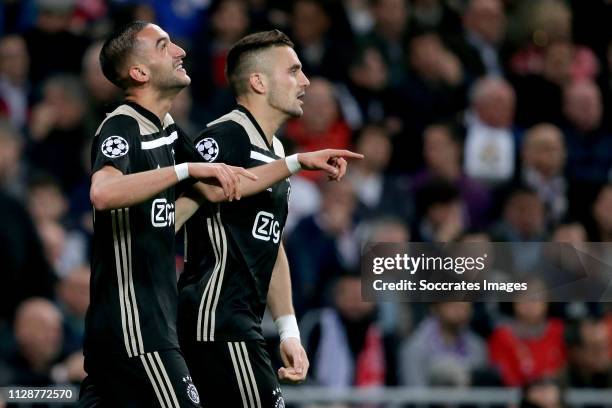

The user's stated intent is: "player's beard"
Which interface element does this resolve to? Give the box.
[267,84,303,118]
[152,65,191,95]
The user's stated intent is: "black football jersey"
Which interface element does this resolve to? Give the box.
[177,105,290,343]
[84,102,184,359]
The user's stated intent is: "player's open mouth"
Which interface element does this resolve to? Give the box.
[297,93,305,103]
[175,62,186,73]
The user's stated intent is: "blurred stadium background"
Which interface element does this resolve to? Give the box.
[1,0,612,406]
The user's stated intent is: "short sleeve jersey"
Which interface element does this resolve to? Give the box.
[177,105,290,343]
[84,102,184,359]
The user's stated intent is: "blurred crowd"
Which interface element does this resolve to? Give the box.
[1,0,612,405]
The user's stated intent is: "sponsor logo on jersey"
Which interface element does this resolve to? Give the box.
[151,198,175,227]
[195,138,219,162]
[252,211,280,243]
[101,135,129,158]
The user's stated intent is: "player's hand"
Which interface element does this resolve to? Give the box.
[278,337,309,384]
[189,163,257,201]
[297,149,364,181]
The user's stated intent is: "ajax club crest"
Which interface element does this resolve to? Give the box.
[182,376,200,405]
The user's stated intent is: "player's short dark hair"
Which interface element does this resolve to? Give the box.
[100,20,149,89]
[225,30,294,97]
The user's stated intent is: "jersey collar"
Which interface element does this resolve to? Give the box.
[236,104,273,150]
[124,100,164,131]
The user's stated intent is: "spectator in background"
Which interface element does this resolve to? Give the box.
[398,302,487,387]
[359,216,412,337]
[345,45,404,131]
[449,0,507,81]
[589,184,612,242]
[26,175,87,277]
[363,0,410,87]
[36,219,87,278]
[408,0,462,39]
[519,378,565,408]
[489,186,547,271]
[0,298,85,386]
[396,30,467,170]
[290,0,351,82]
[412,123,491,228]
[26,174,68,224]
[149,0,209,44]
[562,80,612,186]
[22,0,89,84]
[56,265,90,353]
[463,76,517,185]
[287,180,359,315]
[81,40,120,122]
[562,317,612,389]
[339,0,374,37]
[508,0,572,73]
[0,190,55,323]
[519,123,568,226]
[189,0,250,112]
[0,34,30,130]
[489,288,566,387]
[27,74,92,194]
[513,41,583,128]
[491,185,546,242]
[509,0,598,105]
[346,124,412,223]
[206,0,250,86]
[284,77,351,181]
[169,87,198,137]
[0,120,26,199]
[552,221,587,244]
[301,273,397,387]
[413,179,466,242]
[284,175,322,236]
[536,221,604,303]
[107,1,156,33]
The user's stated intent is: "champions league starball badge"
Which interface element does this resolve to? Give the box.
[196,138,219,162]
[101,135,129,158]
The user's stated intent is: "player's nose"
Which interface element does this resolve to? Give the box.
[171,43,186,58]
[300,72,310,88]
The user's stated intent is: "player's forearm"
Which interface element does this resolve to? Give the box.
[90,166,180,211]
[267,244,295,319]
[175,194,203,233]
[239,160,292,198]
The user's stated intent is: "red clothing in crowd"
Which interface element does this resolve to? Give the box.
[488,319,566,386]
[284,119,351,181]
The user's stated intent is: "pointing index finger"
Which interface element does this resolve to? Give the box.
[327,150,364,160]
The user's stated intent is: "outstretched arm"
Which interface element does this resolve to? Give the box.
[174,149,364,232]
[190,149,364,203]
[90,162,257,211]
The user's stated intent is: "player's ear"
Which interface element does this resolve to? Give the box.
[128,64,149,84]
[249,72,266,95]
